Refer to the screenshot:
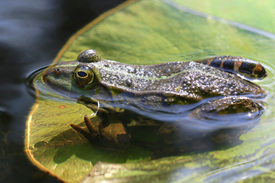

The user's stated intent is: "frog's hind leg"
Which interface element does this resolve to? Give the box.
[196,56,267,79]
[190,96,264,121]
[186,96,264,151]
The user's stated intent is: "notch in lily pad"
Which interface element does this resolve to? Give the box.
[77,49,101,63]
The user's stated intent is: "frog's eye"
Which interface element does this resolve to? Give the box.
[74,66,94,86]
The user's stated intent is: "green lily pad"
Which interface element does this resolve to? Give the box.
[26,0,275,182]
[173,0,275,34]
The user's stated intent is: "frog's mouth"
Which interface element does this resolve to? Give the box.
[42,77,77,101]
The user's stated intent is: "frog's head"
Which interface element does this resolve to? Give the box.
[42,50,104,100]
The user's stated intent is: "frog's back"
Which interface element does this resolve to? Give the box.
[95,60,266,104]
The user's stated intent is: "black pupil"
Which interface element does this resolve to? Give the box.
[78,71,87,77]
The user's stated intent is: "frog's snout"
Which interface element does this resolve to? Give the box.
[42,66,60,84]
[42,66,71,91]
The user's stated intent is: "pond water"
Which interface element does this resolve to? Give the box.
[0,0,125,182]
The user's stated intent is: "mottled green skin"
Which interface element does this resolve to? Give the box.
[42,50,267,154]
[43,59,265,113]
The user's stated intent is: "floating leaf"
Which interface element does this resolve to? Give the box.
[26,0,275,182]
[173,0,275,34]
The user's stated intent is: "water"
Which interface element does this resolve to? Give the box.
[0,0,125,182]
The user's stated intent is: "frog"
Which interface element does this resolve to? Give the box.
[42,49,267,154]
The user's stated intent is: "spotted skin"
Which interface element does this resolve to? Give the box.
[42,50,267,155]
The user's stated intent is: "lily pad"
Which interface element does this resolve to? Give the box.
[173,0,275,34]
[26,0,275,182]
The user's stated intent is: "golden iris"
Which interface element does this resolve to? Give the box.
[74,66,94,86]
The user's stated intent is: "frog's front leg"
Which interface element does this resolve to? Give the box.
[70,96,130,151]
[197,56,267,79]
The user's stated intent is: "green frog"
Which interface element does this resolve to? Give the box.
[42,49,267,154]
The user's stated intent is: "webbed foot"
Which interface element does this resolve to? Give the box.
[71,115,130,151]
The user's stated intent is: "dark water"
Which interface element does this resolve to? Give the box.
[0,0,125,182]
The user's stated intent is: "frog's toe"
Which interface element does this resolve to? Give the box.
[84,115,99,133]
[71,116,130,151]
[70,115,100,140]
[70,124,91,138]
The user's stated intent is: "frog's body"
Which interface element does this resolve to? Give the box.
[42,50,267,155]
[43,52,265,115]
